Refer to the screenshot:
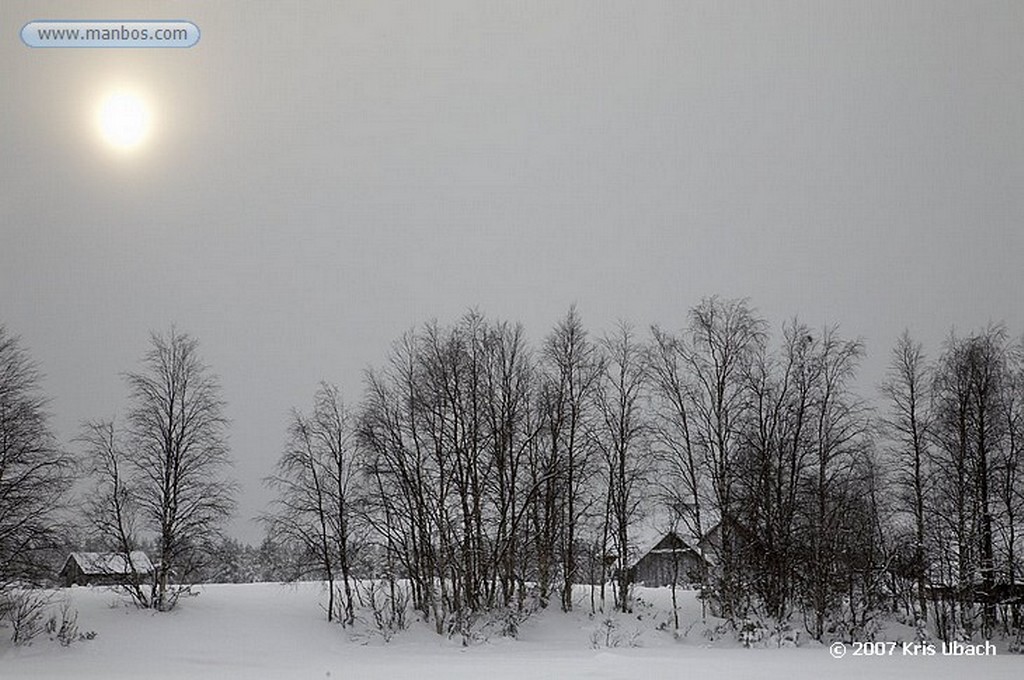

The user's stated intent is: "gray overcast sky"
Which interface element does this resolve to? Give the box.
[3,1,1023,542]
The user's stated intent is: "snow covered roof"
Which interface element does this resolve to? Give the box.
[631,514,702,557]
[63,551,154,575]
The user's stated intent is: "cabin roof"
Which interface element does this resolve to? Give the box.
[63,551,154,575]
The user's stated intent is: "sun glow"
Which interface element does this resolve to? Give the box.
[97,90,152,151]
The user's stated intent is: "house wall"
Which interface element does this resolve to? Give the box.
[631,552,703,587]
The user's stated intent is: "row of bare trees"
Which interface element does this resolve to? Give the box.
[650,305,1024,640]
[265,300,1024,641]
[2,301,1022,639]
[883,327,1024,638]
[357,314,556,633]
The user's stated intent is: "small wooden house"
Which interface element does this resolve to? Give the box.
[697,517,757,564]
[60,551,155,587]
[628,532,707,587]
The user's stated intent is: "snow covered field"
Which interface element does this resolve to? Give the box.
[2,583,1020,680]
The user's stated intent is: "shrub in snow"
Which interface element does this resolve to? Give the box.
[660,618,699,642]
[589,616,642,649]
[457,593,542,644]
[44,601,95,647]
[446,612,488,646]
[354,579,409,643]
[1007,629,1024,655]
[1,590,48,645]
[0,592,94,647]
[702,621,730,643]
[737,619,768,648]
[770,621,800,648]
[914,618,931,644]
[825,609,881,643]
[590,617,618,648]
[492,603,535,639]
[698,616,801,648]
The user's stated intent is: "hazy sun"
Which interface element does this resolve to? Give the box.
[97,91,152,151]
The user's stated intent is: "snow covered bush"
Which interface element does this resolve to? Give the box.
[354,579,409,643]
[446,612,488,646]
[44,601,94,647]
[698,616,801,648]
[589,616,641,649]
[1007,628,1024,655]
[770,620,801,647]
[0,592,94,647]
[736,618,769,648]
[914,618,931,644]
[487,597,538,639]
[1,589,49,645]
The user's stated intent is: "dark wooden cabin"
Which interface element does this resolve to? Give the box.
[628,532,707,587]
[60,551,154,587]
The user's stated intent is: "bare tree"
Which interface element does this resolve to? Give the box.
[800,326,871,640]
[0,326,74,594]
[930,326,1014,636]
[733,320,817,622]
[880,331,933,623]
[264,382,361,625]
[360,331,444,630]
[536,306,602,611]
[478,319,538,609]
[685,297,766,619]
[359,313,551,633]
[79,419,152,608]
[124,328,235,611]
[594,322,651,613]
[996,341,1024,631]
[648,326,705,551]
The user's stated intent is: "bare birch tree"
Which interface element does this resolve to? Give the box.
[594,322,651,613]
[733,321,817,622]
[685,297,766,619]
[536,306,601,611]
[995,341,1024,631]
[125,328,235,611]
[930,327,1014,636]
[264,382,361,625]
[799,326,871,640]
[0,326,73,595]
[79,419,152,607]
[880,331,933,623]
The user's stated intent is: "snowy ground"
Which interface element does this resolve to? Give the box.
[1,583,1020,680]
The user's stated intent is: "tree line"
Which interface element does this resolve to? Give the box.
[1,298,1022,643]
[263,299,1024,641]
